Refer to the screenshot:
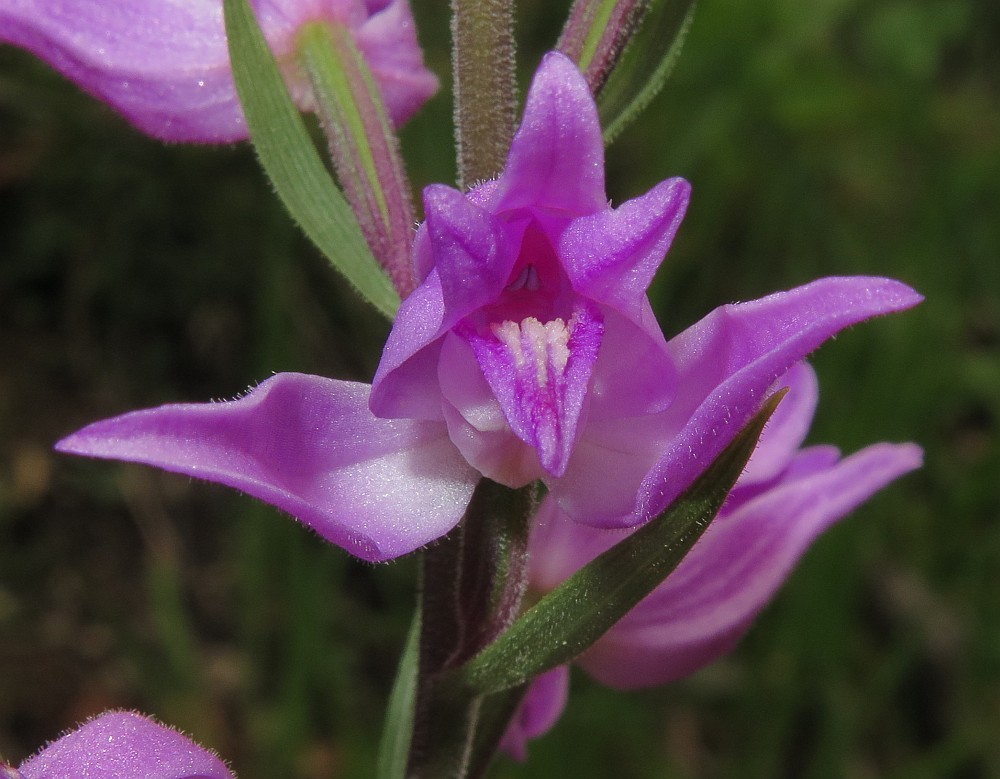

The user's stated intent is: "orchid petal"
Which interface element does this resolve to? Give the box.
[410,178,503,283]
[423,184,517,316]
[0,0,436,142]
[352,0,439,125]
[56,373,478,561]
[370,188,517,420]
[577,442,923,688]
[493,52,606,215]
[561,177,691,320]
[370,272,449,420]
[548,278,919,528]
[0,0,241,142]
[18,711,233,779]
[498,666,570,762]
[587,304,675,421]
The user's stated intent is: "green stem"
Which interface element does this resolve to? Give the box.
[408,540,481,778]
[464,685,530,778]
[450,0,517,187]
[407,480,538,777]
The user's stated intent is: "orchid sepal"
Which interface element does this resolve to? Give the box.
[55,373,480,562]
[13,711,233,779]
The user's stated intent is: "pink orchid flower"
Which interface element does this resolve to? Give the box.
[4,711,233,779]
[500,362,922,758]
[56,53,921,561]
[0,0,438,141]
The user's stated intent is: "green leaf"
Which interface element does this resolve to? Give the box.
[222,0,400,318]
[449,390,785,695]
[376,610,421,779]
[599,0,697,145]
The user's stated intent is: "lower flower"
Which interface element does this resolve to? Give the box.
[500,362,922,758]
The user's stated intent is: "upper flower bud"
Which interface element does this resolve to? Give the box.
[499,363,923,759]
[0,0,438,141]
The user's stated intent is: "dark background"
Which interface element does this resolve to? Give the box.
[1,0,998,776]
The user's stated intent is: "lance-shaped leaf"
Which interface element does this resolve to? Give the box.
[223,0,400,318]
[376,610,421,779]
[598,0,697,144]
[447,390,785,696]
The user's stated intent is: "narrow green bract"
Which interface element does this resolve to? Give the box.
[599,0,697,144]
[222,0,400,318]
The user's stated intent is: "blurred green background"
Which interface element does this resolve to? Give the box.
[1,0,998,776]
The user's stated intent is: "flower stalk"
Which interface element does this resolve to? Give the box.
[450,0,517,187]
[298,21,419,297]
[408,480,536,777]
